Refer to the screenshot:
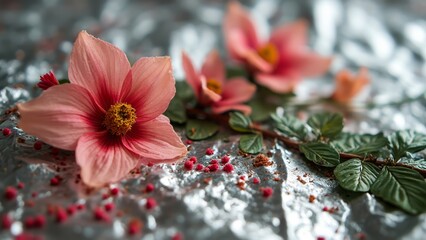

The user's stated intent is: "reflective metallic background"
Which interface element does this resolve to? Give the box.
[1,0,426,239]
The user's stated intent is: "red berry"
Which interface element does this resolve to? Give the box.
[33,215,46,228]
[252,178,260,184]
[210,159,219,164]
[172,232,183,240]
[145,183,155,193]
[104,202,115,212]
[195,164,204,171]
[24,217,35,228]
[147,162,154,167]
[188,156,197,163]
[208,163,219,172]
[222,163,234,173]
[261,187,273,198]
[205,148,214,155]
[50,177,60,186]
[145,198,157,210]
[1,214,12,229]
[4,186,17,200]
[185,140,192,145]
[67,205,77,215]
[76,204,85,211]
[127,219,143,235]
[322,206,329,212]
[110,188,119,196]
[55,207,68,223]
[17,182,24,189]
[33,141,43,150]
[184,160,193,171]
[239,176,246,181]
[317,237,326,240]
[221,155,230,164]
[2,128,11,137]
[94,207,110,222]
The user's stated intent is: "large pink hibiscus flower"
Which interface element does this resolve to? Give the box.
[182,50,256,115]
[17,31,187,187]
[224,1,332,93]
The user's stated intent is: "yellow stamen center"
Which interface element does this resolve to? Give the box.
[206,78,222,95]
[103,103,137,136]
[257,43,279,66]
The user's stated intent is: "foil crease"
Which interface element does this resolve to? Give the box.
[1,0,426,239]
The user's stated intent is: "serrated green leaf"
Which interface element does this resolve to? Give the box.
[271,113,307,141]
[248,96,277,122]
[398,156,426,170]
[239,133,263,154]
[371,166,426,214]
[334,159,380,192]
[164,98,187,124]
[186,119,219,140]
[388,130,426,160]
[58,79,70,84]
[307,112,343,139]
[229,112,252,133]
[332,132,388,155]
[299,142,340,167]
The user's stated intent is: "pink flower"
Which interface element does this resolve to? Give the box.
[223,2,332,93]
[332,68,370,103]
[37,71,59,90]
[17,31,187,187]
[182,50,256,115]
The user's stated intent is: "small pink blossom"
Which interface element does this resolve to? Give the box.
[182,50,256,115]
[18,31,187,187]
[223,2,332,93]
[37,71,59,90]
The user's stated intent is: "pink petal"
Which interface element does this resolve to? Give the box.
[218,77,256,105]
[293,53,332,77]
[122,115,187,162]
[256,73,300,93]
[68,31,131,107]
[76,132,138,187]
[200,76,222,104]
[269,20,308,52]
[201,50,225,84]
[17,84,103,151]
[125,57,175,123]
[181,51,201,98]
[211,104,252,115]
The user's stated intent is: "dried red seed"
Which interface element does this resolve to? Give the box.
[17,182,25,189]
[102,193,110,200]
[252,178,260,184]
[210,159,219,164]
[184,160,193,171]
[145,198,157,210]
[171,232,183,240]
[2,128,11,137]
[33,141,43,150]
[203,167,210,173]
[55,208,68,223]
[222,163,234,173]
[1,214,12,229]
[104,203,115,212]
[145,183,155,193]
[33,215,46,228]
[221,155,230,164]
[185,139,192,145]
[50,177,60,186]
[31,192,38,198]
[76,204,85,211]
[322,206,329,212]
[205,148,214,155]
[4,186,17,200]
[67,205,77,215]
[208,163,219,172]
[110,188,119,196]
[94,207,110,222]
[127,219,143,235]
[239,176,246,181]
[189,156,197,163]
[261,187,273,198]
[195,164,204,171]
[24,217,35,228]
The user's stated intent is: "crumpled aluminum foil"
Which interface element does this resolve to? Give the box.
[1,0,426,239]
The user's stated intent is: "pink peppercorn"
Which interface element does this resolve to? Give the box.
[33,215,46,228]
[184,160,193,171]
[145,183,155,193]
[50,177,60,186]
[17,182,24,189]
[208,163,219,172]
[24,217,35,228]
[172,233,183,240]
[185,140,192,145]
[253,178,260,184]
[210,159,219,164]
[76,204,85,211]
[195,164,204,171]
[56,207,68,223]
[127,219,143,235]
[189,156,197,163]
[67,205,77,215]
[33,141,43,150]
[104,202,115,212]
[4,186,17,200]
[1,214,12,229]
[221,155,230,164]
[222,163,234,173]
[110,188,119,196]
[145,198,157,210]
[2,128,11,137]
[205,148,214,155]
[261,187,273,198]
[94,207,110,222]
[317,237,326,240]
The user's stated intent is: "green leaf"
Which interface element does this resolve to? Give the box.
[334,159,380,192]
[175,81,194,101]
[299,142,340,167]
[388,130,426,160]
[186,119,219,140]
[164,98,187,124]
[399,156,426,170]
[226,67,247,78]
[229,112,252,133]
[271,113,307,141]
[248,96,277,122]
[58,79,70,84]
[371,166,426,214]
[239,133,263,154]
[307,112,343,139]
[332,132,388,155]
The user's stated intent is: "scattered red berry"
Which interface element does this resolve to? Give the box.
[172,232,183,240]
[1,214,12,229]
[147,162,154,167]
[50,176,60,186]
[208,163,219,172]
[355,232,366,240]
[145,198,157,210]
[145,183,155,193]
[17,182,25,189]
[188,156,197,163]
[94,207,110,222]
[261,187,273,198]
[76,204,85,211]
[110,188,119,196]
[252,178,260,184]
[239,176,246,181]
[33,141,43,150]
[104,202,115,212]
[317,237,326,240]
[127,219,143,235]
[222,163,234,173]
[185,140,192,145]
[4,186,17,200]
[195,164,204,171]
[2,128,11,137]
[184,160,193,171]
[322,206,329,212]
[210,159,219,164]
[55,207,68,223]
[203,167,210,173]
[24,217,35,228]
[31,192,38,198]
[33,215,46,228]
[221,155,230,164]
[205,148,214,155]
[67,205,77,215]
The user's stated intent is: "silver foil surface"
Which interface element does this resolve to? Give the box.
[1,0,426,239]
